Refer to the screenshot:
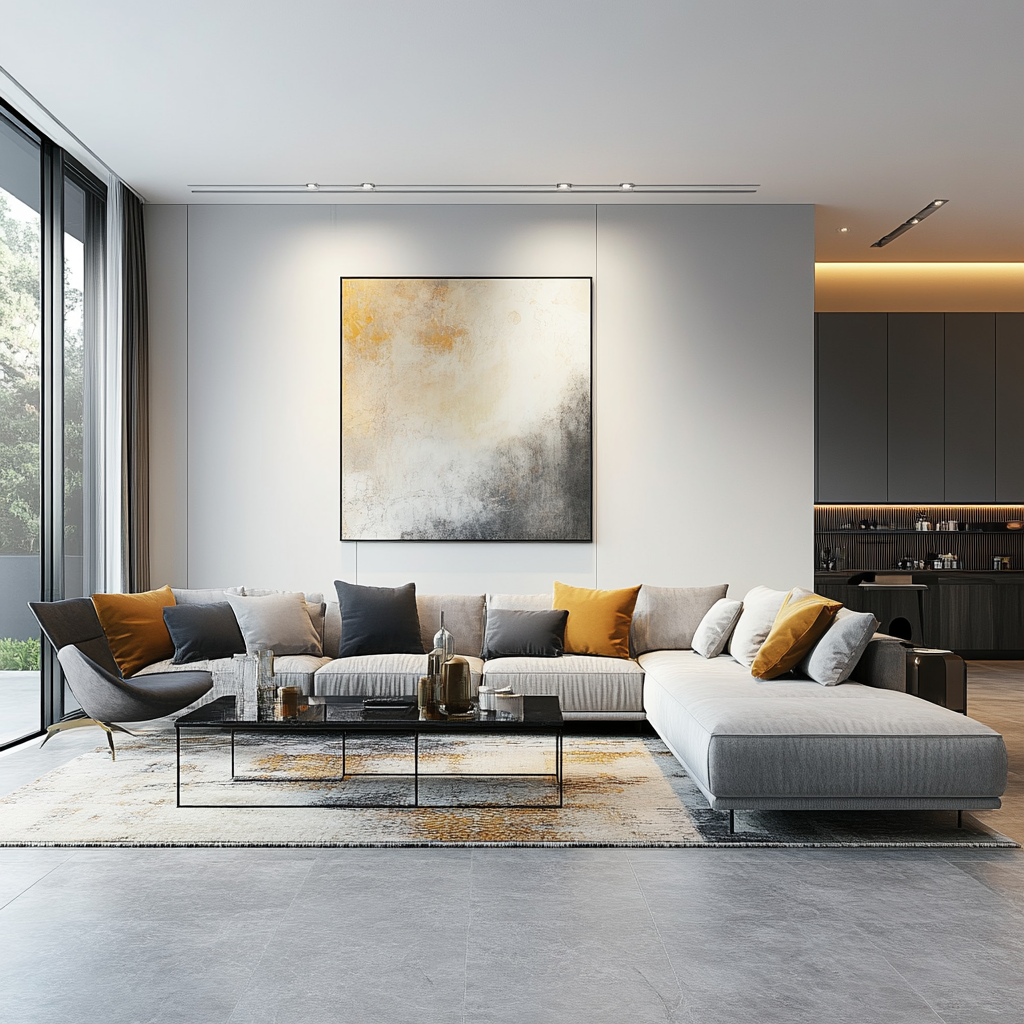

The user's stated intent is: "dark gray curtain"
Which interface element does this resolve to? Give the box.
[122,184,150,592]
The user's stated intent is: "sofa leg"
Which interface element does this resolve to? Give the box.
[729,810,735,834]
[957,810,963,829]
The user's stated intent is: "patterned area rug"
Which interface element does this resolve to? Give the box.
[0,732,1016,848]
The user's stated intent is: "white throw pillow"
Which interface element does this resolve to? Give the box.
[692,598,744,659]
[226,592,323,657]
[727,586,790,667]
[799,608,879,686]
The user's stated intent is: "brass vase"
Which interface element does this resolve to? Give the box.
[439,656,475,717]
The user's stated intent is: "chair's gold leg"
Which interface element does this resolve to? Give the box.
[40,717,102,747]
[97,724,116,761]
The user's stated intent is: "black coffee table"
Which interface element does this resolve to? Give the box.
[174,695,564,809]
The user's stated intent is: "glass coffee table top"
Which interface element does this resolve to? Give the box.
[176,694,564,731]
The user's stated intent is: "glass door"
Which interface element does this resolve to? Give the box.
[0,113,43,746]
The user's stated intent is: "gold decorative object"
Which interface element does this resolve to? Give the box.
[439,656,475,717]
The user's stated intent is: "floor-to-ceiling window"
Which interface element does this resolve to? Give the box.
[0,102,106,747]
[0,110,43,747]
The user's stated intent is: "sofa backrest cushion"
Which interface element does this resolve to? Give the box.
[630,584,729,656]
[727,585,790,668]
[171,587,244,605]
[486,593,552,612]
[226,592,324,657]
[416,593,486,658]
[92,585,177,678]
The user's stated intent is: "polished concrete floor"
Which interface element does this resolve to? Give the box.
[0,666,1021,1024]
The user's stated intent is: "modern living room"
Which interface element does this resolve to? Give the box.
[1,3,1022,1022]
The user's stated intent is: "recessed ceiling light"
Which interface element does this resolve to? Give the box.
[305,182,319,191]
[871,200,949,248]
[361,182,375,190]
[620,182,635,190]
[837,227,849,233]
[556,182,572,190]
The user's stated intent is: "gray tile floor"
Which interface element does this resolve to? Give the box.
[0,669,1022,1023]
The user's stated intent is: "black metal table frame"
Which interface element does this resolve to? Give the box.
[175,722,564,810]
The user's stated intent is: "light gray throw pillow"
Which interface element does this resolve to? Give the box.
[691,598,744,658]
[799,607,879,686]
[630,584,729,655]
[726,585,790,668]
[226,592,323,657]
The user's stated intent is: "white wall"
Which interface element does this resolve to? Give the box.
[146,203,813,601]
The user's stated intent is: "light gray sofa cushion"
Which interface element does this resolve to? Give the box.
[799,608,879,686]
[640,650,1007,809]
[416,593,486,658]
[692,598,744,659]
[171,587,244,605]
[630,584,729,656]
[226,593,323,657]
[481,655,644,715]
[726,586,789,668]
[315,654,484,696]
[487,593,552,612]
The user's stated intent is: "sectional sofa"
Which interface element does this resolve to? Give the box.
[134,584,1008,816]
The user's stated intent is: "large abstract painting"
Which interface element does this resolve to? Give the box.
[341,277,592,541]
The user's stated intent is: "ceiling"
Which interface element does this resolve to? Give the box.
[1,0,1021,261]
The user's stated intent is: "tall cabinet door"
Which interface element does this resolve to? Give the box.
[888,313,945,502]
[996,313,1024,502]
[815,313,888,502]
[945,313,995,502]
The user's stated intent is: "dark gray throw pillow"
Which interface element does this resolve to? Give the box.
[335,580,424,658]
[163,602,246,664]
[482,609,569,659]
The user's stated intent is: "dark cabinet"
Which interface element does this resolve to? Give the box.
[887,314,945,503]
[816,314,888,502]
[815,311,1011,504]
[945,314,995,502]
[996,313,1024,502]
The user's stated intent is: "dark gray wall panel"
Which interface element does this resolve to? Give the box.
[996,313,1024,502]
[888,313,944,502]
[945,313,995,502]
[815,313,887,502]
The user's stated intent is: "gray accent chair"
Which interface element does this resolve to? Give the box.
[29,598,213,759]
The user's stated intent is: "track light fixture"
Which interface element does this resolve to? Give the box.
[871,200,949,248]
[189,181,761,195]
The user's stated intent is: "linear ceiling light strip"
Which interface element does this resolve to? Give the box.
[187,183,760,195]
[871,199,948,248]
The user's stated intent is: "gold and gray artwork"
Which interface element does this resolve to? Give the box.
[341,277,592,541]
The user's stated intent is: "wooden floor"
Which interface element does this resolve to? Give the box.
[964,660,1024,841]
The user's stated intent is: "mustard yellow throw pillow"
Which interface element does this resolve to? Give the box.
[750,590,842,680]
[553,581,641,659]
[92,585,176,677]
